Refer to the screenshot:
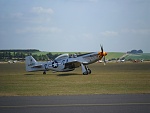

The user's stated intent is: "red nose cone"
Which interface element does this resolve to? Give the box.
[104,52,107,56]
[98,52,107,56]
[103,52,107,56]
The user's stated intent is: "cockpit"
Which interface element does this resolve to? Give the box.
[54,53,69,62]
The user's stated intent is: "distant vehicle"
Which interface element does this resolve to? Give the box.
[117,59,125,63]
[13,60,17,63]
[25,46,107,75]
[8,60,12,63]
[8,60,18,63]
[132,59,144,63]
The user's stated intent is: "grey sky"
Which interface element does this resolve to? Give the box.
[0,0,150,52]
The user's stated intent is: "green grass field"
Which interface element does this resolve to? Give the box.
[0,62,150,96]
[106,52,125,59]
[125,53,150,61]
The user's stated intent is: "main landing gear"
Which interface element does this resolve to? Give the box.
[81,64,91,75]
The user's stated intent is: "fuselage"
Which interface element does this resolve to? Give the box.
[25,46,107,74]
[44,52,101,72]
[25,51,106,73]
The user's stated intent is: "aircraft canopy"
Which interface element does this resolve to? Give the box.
[55,53,69,62]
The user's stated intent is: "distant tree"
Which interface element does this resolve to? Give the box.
[131,50,137,54]
[13,52,16,58]
[8,52,12,59]
[47,52,53,60]
[137,49,143,53]
[32,54,38,60]
[53,54,60,59]
[20,53,25,59]
[46,53,60,60]
[128,49,143,54]
[15,52,20,59]
[0,53,3,59]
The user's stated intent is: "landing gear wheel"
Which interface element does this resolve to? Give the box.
[43,71,46,75]
[87,69,91,74]
[83,71,88,75]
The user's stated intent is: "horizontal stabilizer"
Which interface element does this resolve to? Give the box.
[31,64,43,68]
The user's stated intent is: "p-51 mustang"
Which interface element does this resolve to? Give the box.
[25,46,107,75]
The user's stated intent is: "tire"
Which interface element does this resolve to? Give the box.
[43,71,46,74]
[83,71,88,75]
[87,69,91,74]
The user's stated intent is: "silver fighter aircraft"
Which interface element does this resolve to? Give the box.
[25,46,107,75]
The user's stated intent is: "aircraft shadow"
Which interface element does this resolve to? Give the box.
[57,73,81,76]
[24,73,81,76]
[24,73,54,76]
[24,73,35,75]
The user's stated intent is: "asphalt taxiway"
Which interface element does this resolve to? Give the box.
[0,94,150,113]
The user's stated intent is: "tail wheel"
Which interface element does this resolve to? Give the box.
[43,71,46,74]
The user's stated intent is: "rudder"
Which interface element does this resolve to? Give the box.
[25,56,37,72]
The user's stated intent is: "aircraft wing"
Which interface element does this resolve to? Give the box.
[31,64,43,68]
[65,60,81,68]
[82,61,89,64]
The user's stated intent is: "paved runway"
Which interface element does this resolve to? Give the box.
[0,94,150,113]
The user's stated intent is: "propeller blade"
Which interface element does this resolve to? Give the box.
[100,44,103,53]
[99,44,107,65]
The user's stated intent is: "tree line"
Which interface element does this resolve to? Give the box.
[0,49,39,53]
[127,49,143,54]
[32,53,60,61]
[0,51,60,61]
[0,49,40,61]
[0,49,82,61]
[0,52,25,60]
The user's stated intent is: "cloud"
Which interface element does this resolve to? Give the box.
[100,31,119,37]
[31,7,54,15]
[67,0,98,3]
[16,26,62,34]
[82,33,94,39]
[11,12,23,18]
[88,0,98,2]
[121,29,150,35]
[100,29,150,38]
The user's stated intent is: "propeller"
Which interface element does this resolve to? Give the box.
[99,44,107,65]
[100,44,103,53]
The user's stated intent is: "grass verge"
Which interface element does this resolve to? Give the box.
[0,62,150,96]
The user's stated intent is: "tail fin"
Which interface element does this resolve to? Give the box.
[25,56,37,72]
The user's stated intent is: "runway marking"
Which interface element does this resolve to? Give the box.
[0,103,150,108]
